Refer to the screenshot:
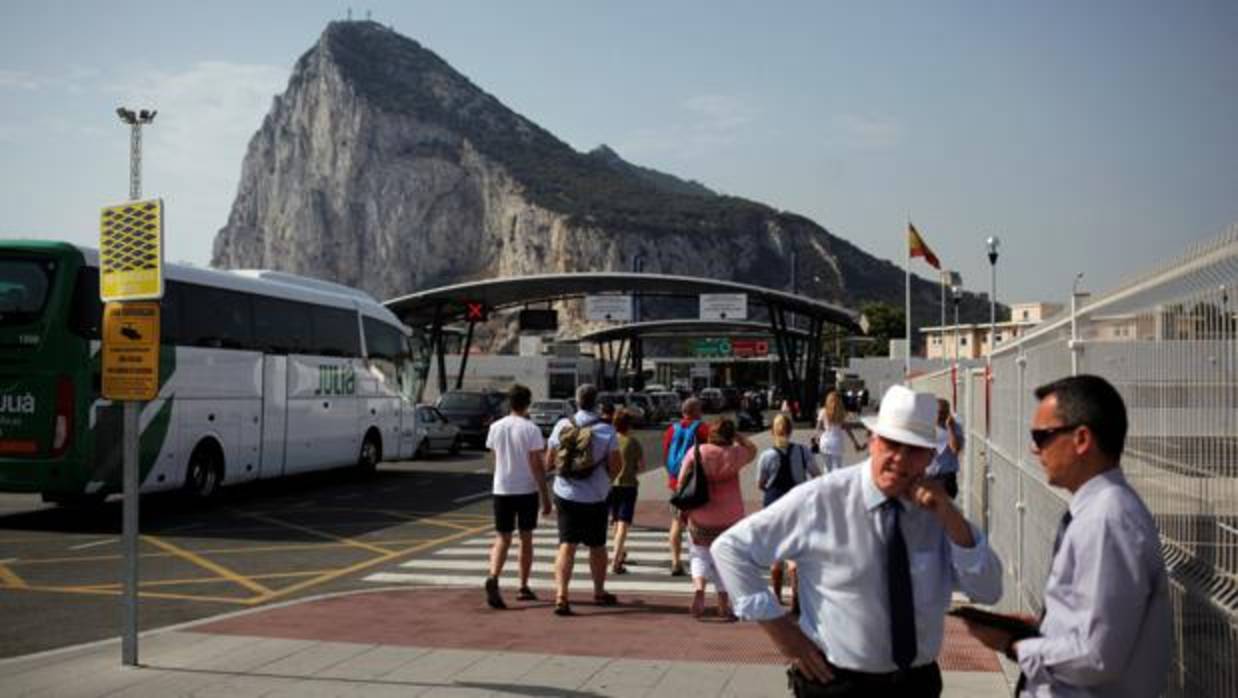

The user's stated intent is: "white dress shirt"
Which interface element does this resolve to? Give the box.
[1016,468,1171,697]
[712,461,1002,673]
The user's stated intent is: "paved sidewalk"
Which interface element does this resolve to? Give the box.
[0,420,1012,697]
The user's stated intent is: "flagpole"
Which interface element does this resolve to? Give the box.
[905,219,911,383]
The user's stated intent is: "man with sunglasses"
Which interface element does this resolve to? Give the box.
[962,374,1170,697]
[712,385,1001,697]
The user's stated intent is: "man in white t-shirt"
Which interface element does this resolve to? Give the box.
[484,383,550,609]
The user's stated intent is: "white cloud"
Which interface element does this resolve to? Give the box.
[824,113,902,150]
[0,69,41,90]
[106,61,290,264]
[618,93,760,160]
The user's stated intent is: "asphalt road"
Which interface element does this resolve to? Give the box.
[0,426,672,659]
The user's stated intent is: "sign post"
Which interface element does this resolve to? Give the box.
[107,106,160,668]
[585,295,633,322]
[699,293,748,321]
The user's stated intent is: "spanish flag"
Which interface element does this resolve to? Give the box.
[908,222,940,270]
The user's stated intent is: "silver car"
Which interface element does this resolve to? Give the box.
[530,399,573,435]
[413,405,462,458]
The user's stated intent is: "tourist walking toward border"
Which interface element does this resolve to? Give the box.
[961,374,1170,697]
[662,397,709,577]
[679,417,757,619]
[483,383,550,609]
[814,391,862,473]
[608,408,643,574]
[713,385,1002,697]
[545,383,622,616]
[756,413,820,611]
[925,398,963,499]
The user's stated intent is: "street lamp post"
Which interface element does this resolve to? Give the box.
[116,105,155,668]
[983,236,999,531]
[1070,272,1085,375]
[952,283,962,407]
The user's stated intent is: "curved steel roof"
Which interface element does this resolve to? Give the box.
[575,319,810,344]
[384,272,860,331]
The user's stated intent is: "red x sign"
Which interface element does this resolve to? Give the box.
[465,301,487,322]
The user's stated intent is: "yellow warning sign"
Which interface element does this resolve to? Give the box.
[100,198,164,301]
[103,302,161,401]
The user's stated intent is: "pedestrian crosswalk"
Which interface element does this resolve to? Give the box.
[363,528,700,595]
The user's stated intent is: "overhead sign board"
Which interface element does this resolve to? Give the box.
[102,302,161,401]
[693,337,732,357]
[99,198,164,301]
[732,339,769,357]
[585,295,633,322]
[700,293,747,321]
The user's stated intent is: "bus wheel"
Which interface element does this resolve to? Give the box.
[183,444,222,500]
[357,433,381,475]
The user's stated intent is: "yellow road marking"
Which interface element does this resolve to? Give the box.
[72,569,330,591]
[142,536,273,596]
[378,510,477,531]
[0,561,28,589]
[8,537,465,566]
[237,512,394,556]
[246,522,491,606]
[2,584,250,605]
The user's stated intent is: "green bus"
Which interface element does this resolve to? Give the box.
[0,240,425,505]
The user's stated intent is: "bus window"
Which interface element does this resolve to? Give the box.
[0,257,56,325]
[253,296,312,354]
[311,306,360,357]
[363,317,405,361]
[70,267,102,339]
[181,283,254,349]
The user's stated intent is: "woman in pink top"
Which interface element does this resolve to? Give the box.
[678,418,757,619]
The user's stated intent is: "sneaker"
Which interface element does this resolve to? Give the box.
[670,562,686,577]
[517,586,537,601]
[554,599,573,616]
[593,591,619,607]
[484,576,506,609]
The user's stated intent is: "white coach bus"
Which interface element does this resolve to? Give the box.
[0,241,421,505]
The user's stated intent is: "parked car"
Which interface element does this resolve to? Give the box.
[598,391,646,426]
[412,405,461,458]
[698,387,725,413]
[627,392,656,425]
[649,390,682,422]
[435,390,507,448]
[530,399,574,435]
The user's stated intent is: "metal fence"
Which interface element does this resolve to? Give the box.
[911,224,1238,698]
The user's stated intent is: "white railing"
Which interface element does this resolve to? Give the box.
[912,223,1238,698]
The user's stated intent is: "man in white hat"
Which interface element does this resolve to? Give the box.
[712,385,1002,697]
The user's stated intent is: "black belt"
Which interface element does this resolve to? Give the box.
[788,662,942,697]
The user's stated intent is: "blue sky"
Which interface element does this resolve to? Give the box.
[1,0,1235,305]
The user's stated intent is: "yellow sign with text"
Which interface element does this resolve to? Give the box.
[100,198,164,301]
[103,302,161,401]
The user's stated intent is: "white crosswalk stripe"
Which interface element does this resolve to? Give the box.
[362,528,699,595]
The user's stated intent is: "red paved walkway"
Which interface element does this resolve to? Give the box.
[196,588,999,671]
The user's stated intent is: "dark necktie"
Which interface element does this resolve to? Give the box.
[885,499,916,670]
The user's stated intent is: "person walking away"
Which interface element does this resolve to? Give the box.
[608,409,643,574]
[756,413,820,611]
[545,383,622,616]
[483,383,550,609]
[815,391,862,473]
[925,399,963,499]
[662,397,709,576]
[679,417,757,619]
[712,384,1002,697]
[960,374,1170,697]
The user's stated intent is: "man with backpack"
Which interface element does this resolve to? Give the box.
[545,383,622,616]
[663,397,709,576]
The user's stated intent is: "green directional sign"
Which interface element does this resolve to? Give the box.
[693,337,732,357]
